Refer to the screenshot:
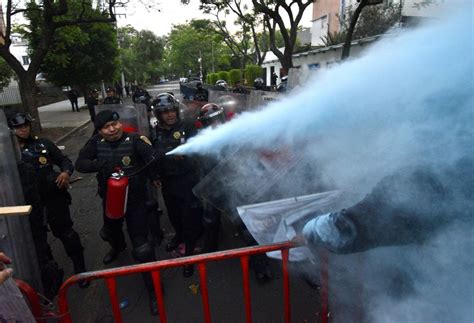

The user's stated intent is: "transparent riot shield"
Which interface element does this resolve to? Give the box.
[208,90,251,119]
[0,110,42,291]
[180,99,206,122]
[248,90,279,109]
[95,103,150,137]
[193,146,303,223]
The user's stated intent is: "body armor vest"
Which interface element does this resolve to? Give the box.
[97,136,138,175]
[155,122,187,154]
[21,138,53,173]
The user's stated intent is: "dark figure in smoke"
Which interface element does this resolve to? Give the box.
[302,157,473,254]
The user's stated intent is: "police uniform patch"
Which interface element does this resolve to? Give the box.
[140,135,151,145]
[122,156,131,166]
[173,131,181,140]
[38,156,48,165]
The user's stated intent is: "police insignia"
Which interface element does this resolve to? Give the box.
[38,156,48,165]
[173,131,181,140]
[122,156,131,166]
[140,135,151,145]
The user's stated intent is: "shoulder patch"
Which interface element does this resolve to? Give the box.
[125,136,131,142]
[100,138,105,142]
[34,136,39,140]
[140,136,152,145]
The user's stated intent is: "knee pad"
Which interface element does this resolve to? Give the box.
[132,242,155,263]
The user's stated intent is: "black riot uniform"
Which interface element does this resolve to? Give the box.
[102,96,122,104]
[19,135,86,269]
[103,87,122,105]
[75,118,160,311]
[152,93,202,277]
[17,160,65,299]
[75,132,158,261]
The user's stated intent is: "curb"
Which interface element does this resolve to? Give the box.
[54,119,91,145]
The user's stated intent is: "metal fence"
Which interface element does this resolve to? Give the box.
[0,85,21,105]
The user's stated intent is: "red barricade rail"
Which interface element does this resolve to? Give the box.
[18,241,330,323]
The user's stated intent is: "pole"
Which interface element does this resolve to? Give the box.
[211,41,215,73]
[199,50,203,82]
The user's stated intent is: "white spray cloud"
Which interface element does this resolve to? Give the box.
[172,4,473,322]
[172,5,473,196]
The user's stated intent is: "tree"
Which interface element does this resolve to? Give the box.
[200,0,268,67]
[322,2,400,48]
[19,2,119,97]
[341,0,401,60]
[165,20,232,78]
[0,57,13,90]
[0,0,117,131]
[119,26,166,84]
[252,0,313,74]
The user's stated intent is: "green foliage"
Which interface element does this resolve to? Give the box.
[119,26,166,84]
[342,2,402,40]
[217,71,229,82]
[228,69,241,86]
[20,1,119,89]
[244,65,262,86]
[0,57,13,90]
[320,30,348,47]
[209,73,219,85]
[165,19,232,78]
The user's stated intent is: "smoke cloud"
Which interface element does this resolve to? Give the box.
[172,4,473,322]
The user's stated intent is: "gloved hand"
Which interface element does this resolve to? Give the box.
[302,211,357,253]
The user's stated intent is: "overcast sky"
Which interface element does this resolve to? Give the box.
[118,1,313,37]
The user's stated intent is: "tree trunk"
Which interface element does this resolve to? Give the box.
[341,0,368,61]
[17,74,41,133]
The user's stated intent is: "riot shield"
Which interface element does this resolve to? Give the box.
[180,99,206,122]
[248,90,279,109]
[208,90,251,118]
[95,103,150,137]
[193,146,303,223]
[0,110,42,291]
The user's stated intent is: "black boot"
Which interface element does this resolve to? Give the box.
[103,248,124,265]
[165,235,183,252]
[70,253,90,288]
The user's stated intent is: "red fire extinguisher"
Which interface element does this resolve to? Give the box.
[105,169,129,219]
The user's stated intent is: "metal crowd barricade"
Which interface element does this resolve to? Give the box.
[17,241,331,323]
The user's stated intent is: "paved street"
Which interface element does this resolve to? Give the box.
[44,81,321,322]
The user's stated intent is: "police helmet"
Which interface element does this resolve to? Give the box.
[254,77,265,90]
[198,103,225,127]
[8,112,34,128]
[216,80,227,88]
[152,92,180,120]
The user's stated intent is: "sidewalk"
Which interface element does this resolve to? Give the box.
[38,98,90,129]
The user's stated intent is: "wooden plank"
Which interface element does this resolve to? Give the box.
[0,206,32,217]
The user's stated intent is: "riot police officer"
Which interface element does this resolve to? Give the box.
[8,112,88,291]
[102,87,122,104]
[196,104,226,252]
[132,85,152,106]
[194,82,209,102]
[75,110,160,315]
[152,93,202,277]
[254,77,265,91]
